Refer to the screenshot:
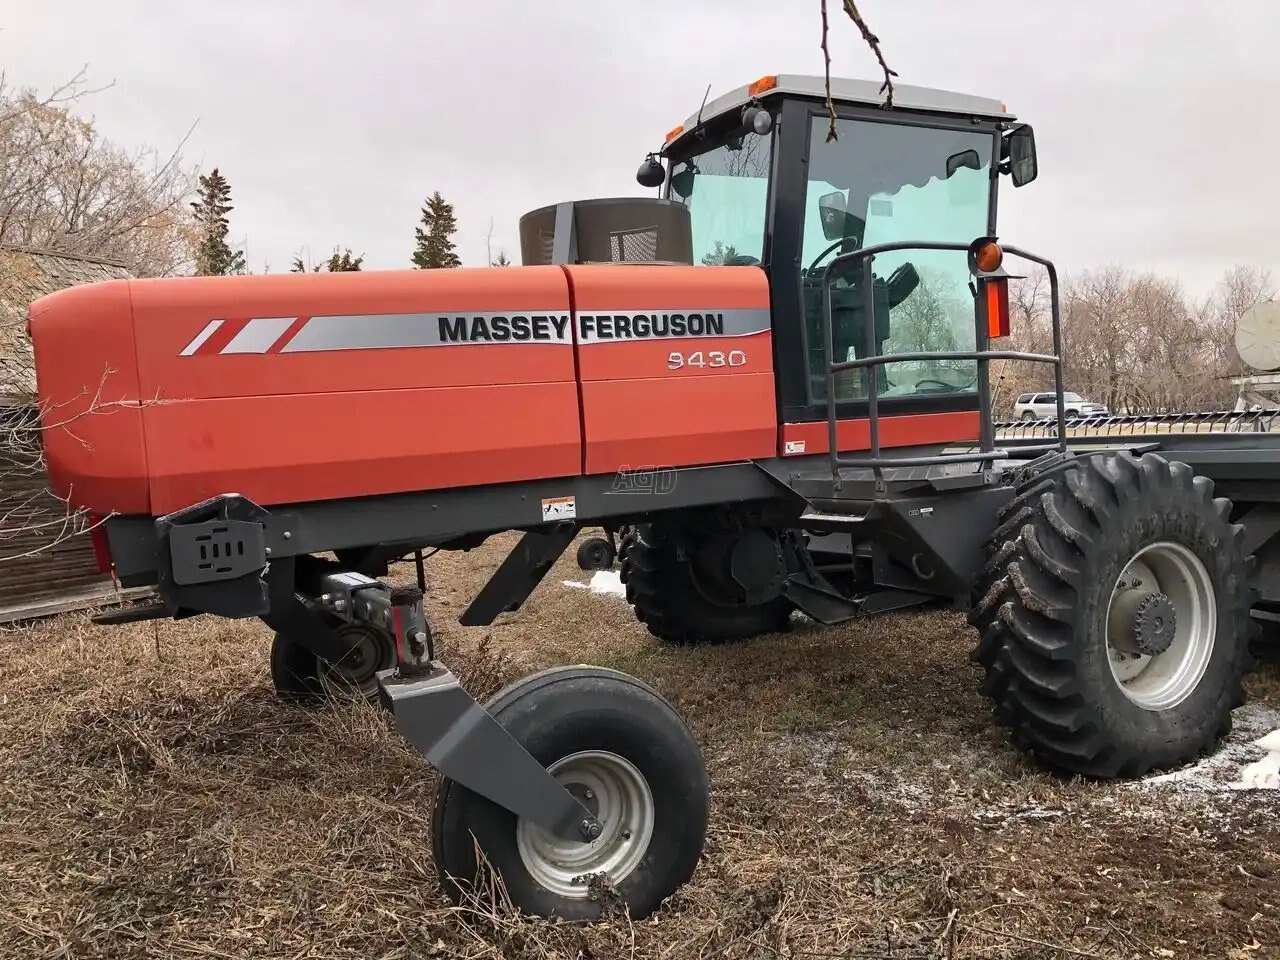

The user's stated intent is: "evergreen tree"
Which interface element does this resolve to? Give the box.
[700,241,740,266]
[491,249,512,267]
[323,249,363,272]
[291,248,364,272]
[411,192,461,268]
[191,168,246,276]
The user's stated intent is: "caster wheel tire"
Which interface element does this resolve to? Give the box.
[576,536,616,571]
[431,666,708,920]
[270,622,397,705]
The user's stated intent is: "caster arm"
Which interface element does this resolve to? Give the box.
[378,664,603,843]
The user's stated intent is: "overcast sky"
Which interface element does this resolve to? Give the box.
[2,1,1276,293]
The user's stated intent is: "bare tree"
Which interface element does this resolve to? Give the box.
[1201,265,1276,379]
[994,264,1272,418]
[0,69,195,565]
[0,74,196,278]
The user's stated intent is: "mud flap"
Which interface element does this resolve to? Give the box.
[378,664,601,842]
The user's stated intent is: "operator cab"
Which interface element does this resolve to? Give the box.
[645,74,1038,426]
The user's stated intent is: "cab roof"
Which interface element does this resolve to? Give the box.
[667,74,1009,151]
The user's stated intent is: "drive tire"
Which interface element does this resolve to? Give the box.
[619,524,793,646]
[431,666,708,920]
[968,452,1256,777]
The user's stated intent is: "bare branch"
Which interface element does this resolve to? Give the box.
[840,1,897,105]
[822,0,898,141]
[820,0,838,142]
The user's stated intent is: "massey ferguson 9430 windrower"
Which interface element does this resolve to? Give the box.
[29,75,1274,918]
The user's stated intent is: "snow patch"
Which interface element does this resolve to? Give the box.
[562,570,626,599]
[1136,703,1280,793]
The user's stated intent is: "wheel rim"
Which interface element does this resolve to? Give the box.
[516,750,655,898]
[1105,541,1216,711]
[318,626,395,701]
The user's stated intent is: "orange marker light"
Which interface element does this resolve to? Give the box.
[986,278,1011,339]
[748,75,778,97]
[664,124,685,145]
[974,240,1003,273]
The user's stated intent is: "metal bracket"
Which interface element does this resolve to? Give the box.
[782,570,863,624]
[460,523,579,626]
[379,664,600,842]
[155,494,271,618]
[259,555,350,662]
[169,519,266,585]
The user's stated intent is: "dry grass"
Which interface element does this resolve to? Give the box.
[1,532,1278,959]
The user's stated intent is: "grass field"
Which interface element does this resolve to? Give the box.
[2,532,1278,959]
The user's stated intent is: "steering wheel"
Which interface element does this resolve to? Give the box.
[806,238,852,275]
[912,379,956,393]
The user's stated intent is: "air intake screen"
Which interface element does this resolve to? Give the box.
[519,198,693,266]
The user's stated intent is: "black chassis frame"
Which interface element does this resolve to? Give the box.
[98,440,1028,847]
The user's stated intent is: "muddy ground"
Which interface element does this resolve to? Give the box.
[1,532,1278,959]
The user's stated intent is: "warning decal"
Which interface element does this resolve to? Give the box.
[541,496,577,522]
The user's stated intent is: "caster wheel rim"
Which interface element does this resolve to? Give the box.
[1106,541,1216,711]
[318,625,396,701]
[515,750,655,898]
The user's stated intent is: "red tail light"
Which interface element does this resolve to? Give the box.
[985,278,1010,339]
[89,517,113,574]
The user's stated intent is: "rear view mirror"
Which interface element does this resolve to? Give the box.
[946,149,981,178]
[636,156,666,188]
[1005,124,1038,187]
[818,191,848,241]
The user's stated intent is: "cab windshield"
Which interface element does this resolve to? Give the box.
[801,117,995,402]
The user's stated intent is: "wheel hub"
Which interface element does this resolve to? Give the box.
[691,528,786,605]
[1132,592,1177,656]
[318,625,395,700]
[1105,542,1216,711]
[516,750,655,899]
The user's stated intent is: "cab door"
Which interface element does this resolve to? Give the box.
[767,98,1001,457]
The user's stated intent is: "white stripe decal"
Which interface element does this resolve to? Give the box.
[223,317,298,354]
[180,319,224,356]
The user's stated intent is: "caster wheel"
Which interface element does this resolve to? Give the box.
[270,622,396,705]
[576,536,616,571]
[431,666,708,920]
